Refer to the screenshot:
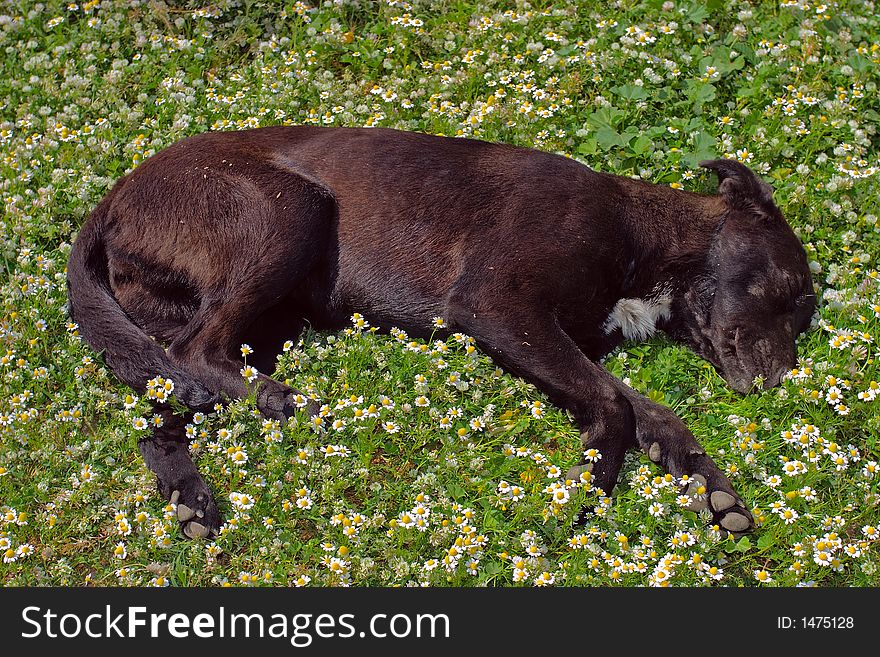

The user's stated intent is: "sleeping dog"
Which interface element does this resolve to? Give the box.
[67,126,816,538]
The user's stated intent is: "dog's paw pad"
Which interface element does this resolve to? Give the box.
[566,464,593,495]
[566,463,593,481]
[718,507,753,533]
[710,490,736,512]
[169,486,221,539]
[183,521,211,539]
[681,474,708,512]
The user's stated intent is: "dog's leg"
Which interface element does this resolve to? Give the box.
[152,308,315,539]
[448,306,753,532]
[447,309,636,497]
[164,176,332,426]
[622,391,755,534]
[571,424,631,499]
[154,190,329,537]
[169,300,317,421]
[138,405,221,538]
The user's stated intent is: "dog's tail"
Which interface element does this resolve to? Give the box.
[66,188,218,411]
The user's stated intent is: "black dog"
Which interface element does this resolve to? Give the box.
[67,126,815,538]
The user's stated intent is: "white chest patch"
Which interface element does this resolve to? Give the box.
[603,294,672,341]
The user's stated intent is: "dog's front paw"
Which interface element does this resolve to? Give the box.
[679,467,755,536]
[706,487,754,535]
[634,403,756,536]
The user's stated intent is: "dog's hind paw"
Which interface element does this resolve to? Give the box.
[258,383,320,421]
[168,485,221,540]
[175,379,221,413]
[182,520,214,540]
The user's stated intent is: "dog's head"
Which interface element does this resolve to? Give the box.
[673,160,816,393]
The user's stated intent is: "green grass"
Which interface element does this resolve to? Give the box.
[1,0,879,587]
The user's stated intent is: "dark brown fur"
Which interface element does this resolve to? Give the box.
[67,126,815,538]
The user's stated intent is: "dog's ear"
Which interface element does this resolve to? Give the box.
[700,159,777,219]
